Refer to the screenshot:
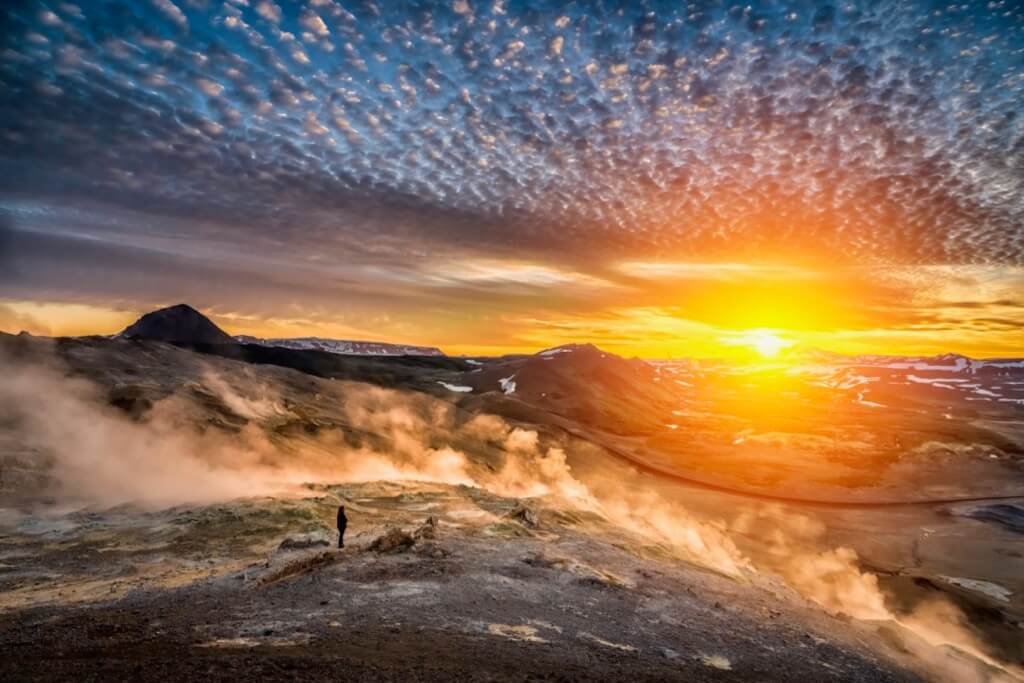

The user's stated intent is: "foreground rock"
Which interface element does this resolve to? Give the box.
[367,526,417,553]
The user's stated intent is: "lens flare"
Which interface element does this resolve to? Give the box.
[748,331,788,358]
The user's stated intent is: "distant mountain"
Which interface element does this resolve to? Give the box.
[117,304,445,356]
[849,353,1024,372]
[791,349,1024,373]
[120,304,234,345]
[235,335,445,357]
[650,346,1024,415]
[479,344,663,400]
[454,343,681,433]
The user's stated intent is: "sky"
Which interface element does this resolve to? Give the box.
[1,0,1023,358]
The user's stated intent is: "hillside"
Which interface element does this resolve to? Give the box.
[0,329,1021,681]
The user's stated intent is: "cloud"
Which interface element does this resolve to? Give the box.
[0,214,12,273]
[255,1,281,23]
[422,259,622,292]
[1,0,1022,266]
[0,304,52,335]
[299,11,329,37]
[151,0,188,28]
[1,1,1023,355]
[616,262,819,282]
[195,77,224,96]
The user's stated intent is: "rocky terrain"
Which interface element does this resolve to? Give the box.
[0,482,936,682]
[0,309,1022,681]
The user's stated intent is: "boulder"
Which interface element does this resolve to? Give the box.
[275,531,332,553]
[367,527,416,553]
[414,516,438,539]
[506,504,539,528]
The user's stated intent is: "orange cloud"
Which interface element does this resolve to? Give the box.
[4,262,1022,360]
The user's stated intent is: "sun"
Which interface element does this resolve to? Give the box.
[749,331,788,358]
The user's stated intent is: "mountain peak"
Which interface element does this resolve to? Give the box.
[162,303,202,314]
[120,304,234,345]
[536,343,603,357]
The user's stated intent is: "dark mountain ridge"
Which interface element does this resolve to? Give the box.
[120,304,234,345]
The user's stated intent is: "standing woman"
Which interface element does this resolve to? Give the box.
[336,504,347,549]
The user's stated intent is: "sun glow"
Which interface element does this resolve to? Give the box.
[748,331,789,358]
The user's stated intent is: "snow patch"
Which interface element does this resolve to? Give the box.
[437,381,473,393]
[701,654,732,670]
[236,335,443,357]
[579,632,637,652]
[906,375,966,386]
[487,624,547,643]
[834,374,879,390]
[938,576,1012,603]
[983,360,1024,369]
[855,391,885,408]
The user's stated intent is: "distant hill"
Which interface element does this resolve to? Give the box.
[118,304,445,356]
[120,304,234,345]
[454,343,681,434]
[788,348,1024,373]
[236,335,444,357]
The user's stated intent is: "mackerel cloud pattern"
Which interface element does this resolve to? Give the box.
[2,0,1023,263]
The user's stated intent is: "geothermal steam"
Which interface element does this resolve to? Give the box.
[1,352,1018,681]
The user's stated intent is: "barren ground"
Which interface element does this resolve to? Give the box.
[0,482,937,682]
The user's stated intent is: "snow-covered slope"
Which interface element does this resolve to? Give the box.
[833,352,1024,373]
[235,335,444,357]
[652,350,1024,413]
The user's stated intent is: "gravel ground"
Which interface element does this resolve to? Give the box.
[0,483,928,682]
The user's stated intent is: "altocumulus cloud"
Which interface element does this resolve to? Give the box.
[0,0,1023,349]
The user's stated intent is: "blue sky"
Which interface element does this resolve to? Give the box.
[1,1,1022,355]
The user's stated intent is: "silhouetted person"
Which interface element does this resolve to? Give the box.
[337,505,347,548]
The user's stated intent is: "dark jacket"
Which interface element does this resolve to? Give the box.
[337,507,347,529]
